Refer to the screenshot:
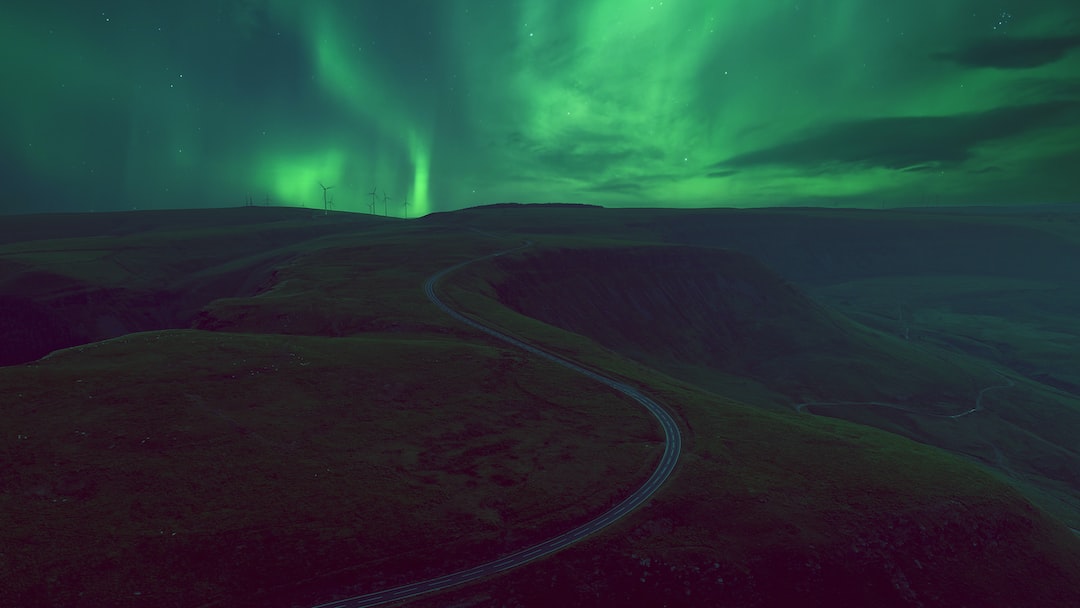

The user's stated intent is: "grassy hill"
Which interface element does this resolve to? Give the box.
[425,204,1080,529]
[485,244,992,404]
[1,205,1078,607]
[0,208,382,365]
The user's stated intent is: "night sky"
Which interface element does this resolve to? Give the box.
[3,1,1080,215]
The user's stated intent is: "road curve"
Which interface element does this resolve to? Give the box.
[311,242,682,608]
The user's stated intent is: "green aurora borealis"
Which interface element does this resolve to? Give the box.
[2,0,1080,214]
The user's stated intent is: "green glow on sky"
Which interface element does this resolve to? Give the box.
[294,2,434,215]
[257,149,348,209]
[2,1,1079,213]
[408,130,432,217]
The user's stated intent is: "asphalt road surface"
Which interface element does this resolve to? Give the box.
[311,242,682,608]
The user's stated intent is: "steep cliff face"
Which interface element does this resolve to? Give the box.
[495,246,824,370]
[0,293,77,366]
[0,263,177,365]
[489,245,982,403]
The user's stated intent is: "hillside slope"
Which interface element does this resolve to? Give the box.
[472,242,1080,528]
[2,206,1079,607]
[0,210,374,365]
[437,245,1080,606]
[487,245,989,406]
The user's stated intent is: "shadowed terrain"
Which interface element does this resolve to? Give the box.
[1,205,1079,607]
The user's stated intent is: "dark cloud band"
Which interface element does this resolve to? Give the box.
[934,35,1080,69]
[712,101,1080,173]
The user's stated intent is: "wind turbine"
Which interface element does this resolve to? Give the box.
[319,182,334,216]
[402,194,409,218]
[383,192,391,216]
[368,187,378,214]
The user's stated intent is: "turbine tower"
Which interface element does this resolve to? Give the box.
[383,192,391,217]
[368,187,378,214]
[319,182,334,216]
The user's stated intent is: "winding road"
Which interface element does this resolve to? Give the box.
[312,242,682,608]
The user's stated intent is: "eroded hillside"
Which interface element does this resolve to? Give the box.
[486,245,988,405]
[472,243,1080,528]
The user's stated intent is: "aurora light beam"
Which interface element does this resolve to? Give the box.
[1,0,1079,214]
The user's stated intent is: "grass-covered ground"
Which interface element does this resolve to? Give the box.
[1,328,660,607]
[1,204,1078,606]
[431,244,1080,606]
[429,204,1080,531]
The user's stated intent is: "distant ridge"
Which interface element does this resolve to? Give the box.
[898,202,1080,214]
[0,206,329,245]
[464,202,605,210]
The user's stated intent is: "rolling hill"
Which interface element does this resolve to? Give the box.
[1,205,1078,607]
